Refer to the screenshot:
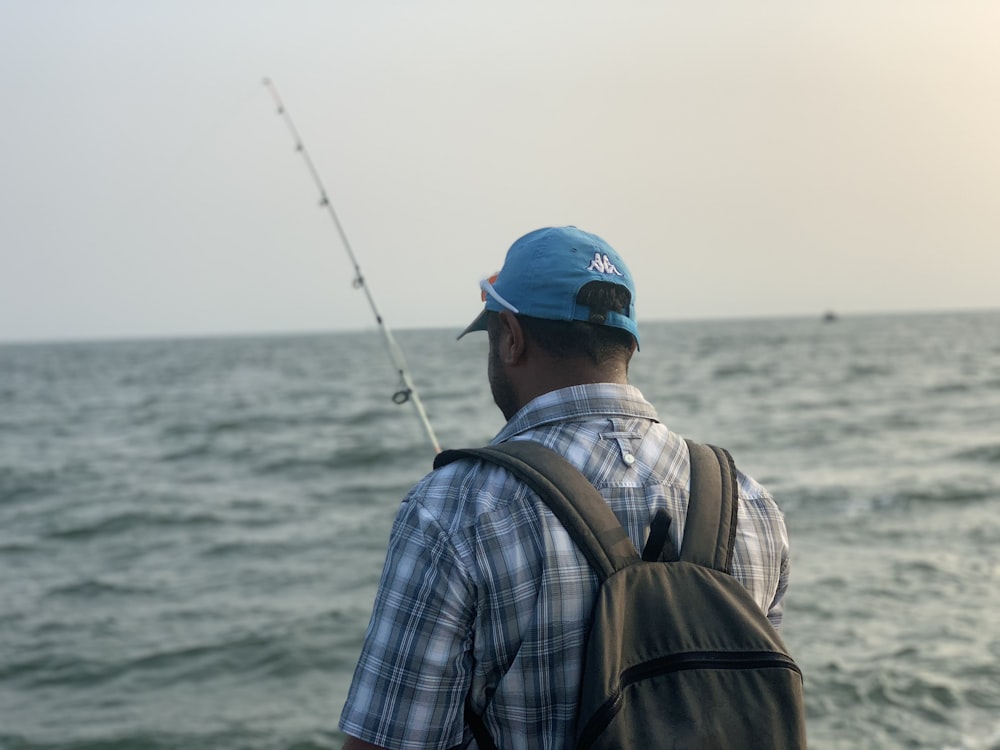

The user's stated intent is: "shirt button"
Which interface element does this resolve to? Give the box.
[623,453,636,466]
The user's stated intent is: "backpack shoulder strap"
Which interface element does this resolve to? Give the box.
[681,439,739,573]
[434,441,639,581]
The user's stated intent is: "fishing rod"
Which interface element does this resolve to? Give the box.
[262,77,442,455]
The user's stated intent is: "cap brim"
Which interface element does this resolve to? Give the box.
[457,309,488,340]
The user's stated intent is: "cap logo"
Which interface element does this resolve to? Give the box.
[586,252,624,277]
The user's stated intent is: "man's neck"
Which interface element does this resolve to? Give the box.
[514,354,629,409]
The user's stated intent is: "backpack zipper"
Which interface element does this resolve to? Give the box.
[624,649,802,682]
[578,650,802,748]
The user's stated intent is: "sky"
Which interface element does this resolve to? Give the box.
[2,1,998,343]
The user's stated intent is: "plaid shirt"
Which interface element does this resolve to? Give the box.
[339,383,790,750]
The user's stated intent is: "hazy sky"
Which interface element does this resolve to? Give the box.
[2,1,998,343]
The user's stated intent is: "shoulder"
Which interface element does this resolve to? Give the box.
[733,463,785,520]
[734,466,774,503]
[731,463,788,552]
[404,455,538,534]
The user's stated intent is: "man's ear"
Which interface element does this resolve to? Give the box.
[497,310,527,365]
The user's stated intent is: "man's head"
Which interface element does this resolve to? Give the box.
[460,226,639,347]
[460,226,639,419]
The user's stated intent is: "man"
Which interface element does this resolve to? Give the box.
[340,226,790,750]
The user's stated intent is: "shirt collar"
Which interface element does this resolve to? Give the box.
[492,382,660,443]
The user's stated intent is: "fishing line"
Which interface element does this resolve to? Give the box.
[262,77,442,454]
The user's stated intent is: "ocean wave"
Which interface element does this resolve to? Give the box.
[804,662,972,748]
[4,610,350,695]
[160,443,214,462]
[711,362,759,378]
[0,730,342,750]
[846,362,895,379]
[46,511,223,541]
[253,452,379,476]
[251,436,425,475]
[779,478,996,518]
[927,381,974,395]
[44,579,156,599]
[199,537,327,559]
[954,443,1000,464]
[0,540,38,554]
[159,413,299,439]
[0,468,58,504]
[0,461,109,505]
[891,485,995,507]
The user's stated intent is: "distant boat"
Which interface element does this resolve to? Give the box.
[822,311,838,323]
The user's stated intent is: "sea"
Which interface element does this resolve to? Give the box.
[1,310,998,750]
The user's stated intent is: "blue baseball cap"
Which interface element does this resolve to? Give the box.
[459,226,639,346]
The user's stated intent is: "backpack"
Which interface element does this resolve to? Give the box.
[434,438,807,749]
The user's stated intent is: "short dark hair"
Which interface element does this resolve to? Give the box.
[488,281,635,365]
